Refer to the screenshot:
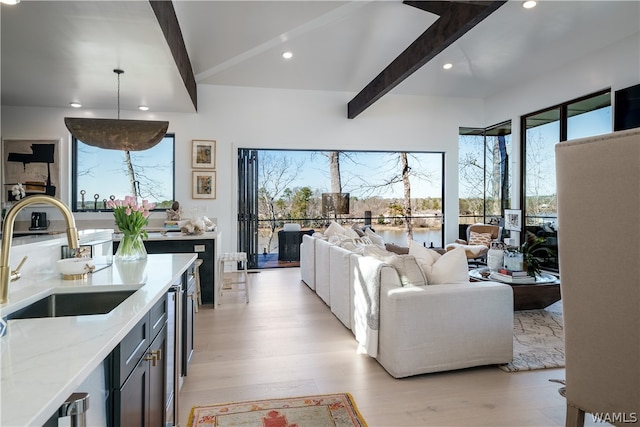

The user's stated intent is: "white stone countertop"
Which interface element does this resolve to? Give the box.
[113,230,219,241]
[0,253,197,427]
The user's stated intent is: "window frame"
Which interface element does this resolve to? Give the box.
[458,120,512,228]
[520,89,611,272]
[71,133,176,212]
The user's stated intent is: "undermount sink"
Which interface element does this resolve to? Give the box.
[4,290,136,321]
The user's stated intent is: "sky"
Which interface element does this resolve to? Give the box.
[75,136,174,205]
[458,105,612,200]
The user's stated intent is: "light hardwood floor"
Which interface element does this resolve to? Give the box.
[178,267,586,427]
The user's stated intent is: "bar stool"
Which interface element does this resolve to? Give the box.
[194,258,203,312]
[218,252,249,304]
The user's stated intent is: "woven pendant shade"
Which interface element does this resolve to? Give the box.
[64,69,169,151]
[64,118,169,151]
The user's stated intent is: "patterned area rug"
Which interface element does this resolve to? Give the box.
[500,301,565,372]
[188,393,368,427]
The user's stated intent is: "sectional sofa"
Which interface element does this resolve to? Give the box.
[300,224,514,378]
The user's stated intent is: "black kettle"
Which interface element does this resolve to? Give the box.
[31,212,49,229]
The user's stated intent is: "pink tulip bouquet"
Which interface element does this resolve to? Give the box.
[107,196,155,238]
[107,196,155,261]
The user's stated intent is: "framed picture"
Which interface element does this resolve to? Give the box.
[192,171,216,199]
[2,138,61,202]
[504,209,522,231]
[192,140,216,169]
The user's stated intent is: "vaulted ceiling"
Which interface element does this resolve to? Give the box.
[1,1,639,116]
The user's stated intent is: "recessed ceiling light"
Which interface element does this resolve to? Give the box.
[523,1,537,9]
[70,102,82,108]
[138,105,149,111]
[0,0,20,5]
[443,63,453,70]
[282,51,293,60]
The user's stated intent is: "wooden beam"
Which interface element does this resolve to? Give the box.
[149,0,198,111]
[347,1,506,119]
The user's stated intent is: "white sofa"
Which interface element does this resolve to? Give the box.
[300,234,316,290]
[300,230,514,378]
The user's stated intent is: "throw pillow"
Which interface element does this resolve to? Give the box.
[468,231,492,247]
[408,239,441,265]
[386,254,427,287]
[411,243,468,285]
[359,236,373,245]
[325,221,346,237]
[351,224,365,237]
[343,227,360,239]
[340,240,358,252]
[385,243,409,255]
[364,227,385,248]
[363,244,392,260]
[364,245,426,286]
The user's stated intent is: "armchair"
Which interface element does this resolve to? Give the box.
[445,223,502,265]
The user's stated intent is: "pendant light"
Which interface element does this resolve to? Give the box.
[64,69,169,151]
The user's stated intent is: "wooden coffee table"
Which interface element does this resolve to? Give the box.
[469,268,561,311]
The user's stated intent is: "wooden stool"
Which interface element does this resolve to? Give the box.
[194,259,203,312]
[218,252,249,304]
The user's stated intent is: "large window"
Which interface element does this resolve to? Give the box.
[522,90,611,270]
[458,121,512,234]
[72,135,175,211]
[245,149,444,262]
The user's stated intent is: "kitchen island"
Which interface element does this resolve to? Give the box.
[114,231,220,304]
[0,253,197,426]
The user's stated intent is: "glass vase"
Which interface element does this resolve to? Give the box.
[115,232,147,262]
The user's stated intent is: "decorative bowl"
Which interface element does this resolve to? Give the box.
[57,258,96,278]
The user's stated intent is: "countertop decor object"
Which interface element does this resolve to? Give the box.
[64,69,168,151]
[108,196,155,262]
[179,216,215,235]
[487,241,505,272]
[57,257,95,279]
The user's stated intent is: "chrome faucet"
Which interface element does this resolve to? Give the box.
[0,195,80,303]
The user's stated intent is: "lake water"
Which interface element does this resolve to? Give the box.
[375,229,443,248]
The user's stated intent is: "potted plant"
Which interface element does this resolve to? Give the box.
[520,236,556,277]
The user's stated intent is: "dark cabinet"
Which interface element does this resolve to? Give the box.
[116,237,217,304]
[117,324,166,427]
[147,327,167,427]
[118,353,147,427]
[107,261,195,427]
[110,295,168,426]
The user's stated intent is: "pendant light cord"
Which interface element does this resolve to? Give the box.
[114,69,124,120]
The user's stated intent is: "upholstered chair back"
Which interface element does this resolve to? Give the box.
[556,128,640,426]
[466,224,501,242]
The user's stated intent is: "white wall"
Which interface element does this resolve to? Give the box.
[2,89,483,252]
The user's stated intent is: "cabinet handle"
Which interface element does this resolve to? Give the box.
[144,350,162,367]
